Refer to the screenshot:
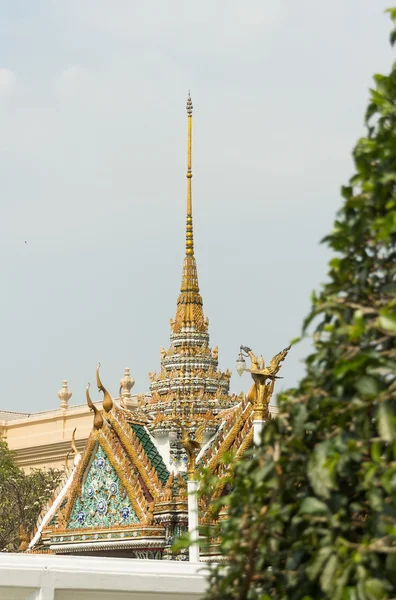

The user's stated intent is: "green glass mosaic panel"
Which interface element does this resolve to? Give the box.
[67,444,139,530]
[131,424,170,485]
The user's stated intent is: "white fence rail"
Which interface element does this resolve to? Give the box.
[0,554,208,600]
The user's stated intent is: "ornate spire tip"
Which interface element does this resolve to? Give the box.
[186,93,193,116]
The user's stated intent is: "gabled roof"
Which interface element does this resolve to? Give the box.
[28,392,170,554]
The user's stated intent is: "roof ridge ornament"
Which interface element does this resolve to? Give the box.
[86,383,103,430]
[58,380,72,410]
[96,363,113,413]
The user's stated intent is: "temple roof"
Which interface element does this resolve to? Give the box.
[28,370,253,557]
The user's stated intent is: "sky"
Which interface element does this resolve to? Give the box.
[0,0,394,413]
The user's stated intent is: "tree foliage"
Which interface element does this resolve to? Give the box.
[203,10,396,600]
[0,440,62,552]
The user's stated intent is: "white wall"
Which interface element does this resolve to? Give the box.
[0,554,208,600]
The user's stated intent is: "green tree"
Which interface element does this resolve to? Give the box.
[203,10,396,600]
[0,440,62,552]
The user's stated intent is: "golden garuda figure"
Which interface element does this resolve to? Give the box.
[176,422,207,478]
[237,345,291,420]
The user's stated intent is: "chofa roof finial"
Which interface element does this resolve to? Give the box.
[96,363,113,413]
[86,383,103,430]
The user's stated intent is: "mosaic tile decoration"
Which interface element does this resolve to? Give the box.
[67,444,139,529]
[131,424,170,485]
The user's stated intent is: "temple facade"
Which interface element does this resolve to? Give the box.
[26,96,282,559]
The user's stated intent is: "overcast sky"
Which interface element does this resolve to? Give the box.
[0,1,394,413]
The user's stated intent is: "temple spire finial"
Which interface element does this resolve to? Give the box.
[170,94,206,333]
[186,92,194,256]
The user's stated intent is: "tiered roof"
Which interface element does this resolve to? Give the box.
[142,94,238,462]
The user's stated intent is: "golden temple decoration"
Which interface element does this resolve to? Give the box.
[241,345,291,420]
[235,428,254,460]
[177,473,187,499]
[143,94,235,456]
[177,422,202,479]
[186,92,193,255]
[71,427,78,457]
[107,411,162,500]
[143,501,156,525]
[86,384,103,430]
[96,363,113,413]
[163,472,175,501]
[64,451,70,472]
[171,93,207,334]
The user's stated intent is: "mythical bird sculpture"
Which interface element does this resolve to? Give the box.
[242,345,291,379]
[242,345,291,419]
[176,422,207,478]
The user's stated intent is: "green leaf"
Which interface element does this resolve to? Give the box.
[385,7,396,20]
[381,283,396,295]
[349,310,365,341]
[299,497,329,516]
[370,441,381,463]
[364,578,386,600]
[320,554,339,594]
[355,376,378,398]
[306,546,333,581]
[378,310,396,332]
[307,442,335,499]
[377,402,395,442]
[329,257,341,271]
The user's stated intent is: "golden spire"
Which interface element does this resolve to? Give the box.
[172,93,207,333]
[186,92,193,257]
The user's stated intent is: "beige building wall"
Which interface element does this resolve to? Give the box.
[0,403,100,471]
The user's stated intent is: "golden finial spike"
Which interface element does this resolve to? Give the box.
[86,383,103,430]
[186,92,193,256]
[96,363,113,413]
[170,94,207,333]
[71,428,78,456]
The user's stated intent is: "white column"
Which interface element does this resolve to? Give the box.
[253,420,265,446]
[187,479,200,562]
